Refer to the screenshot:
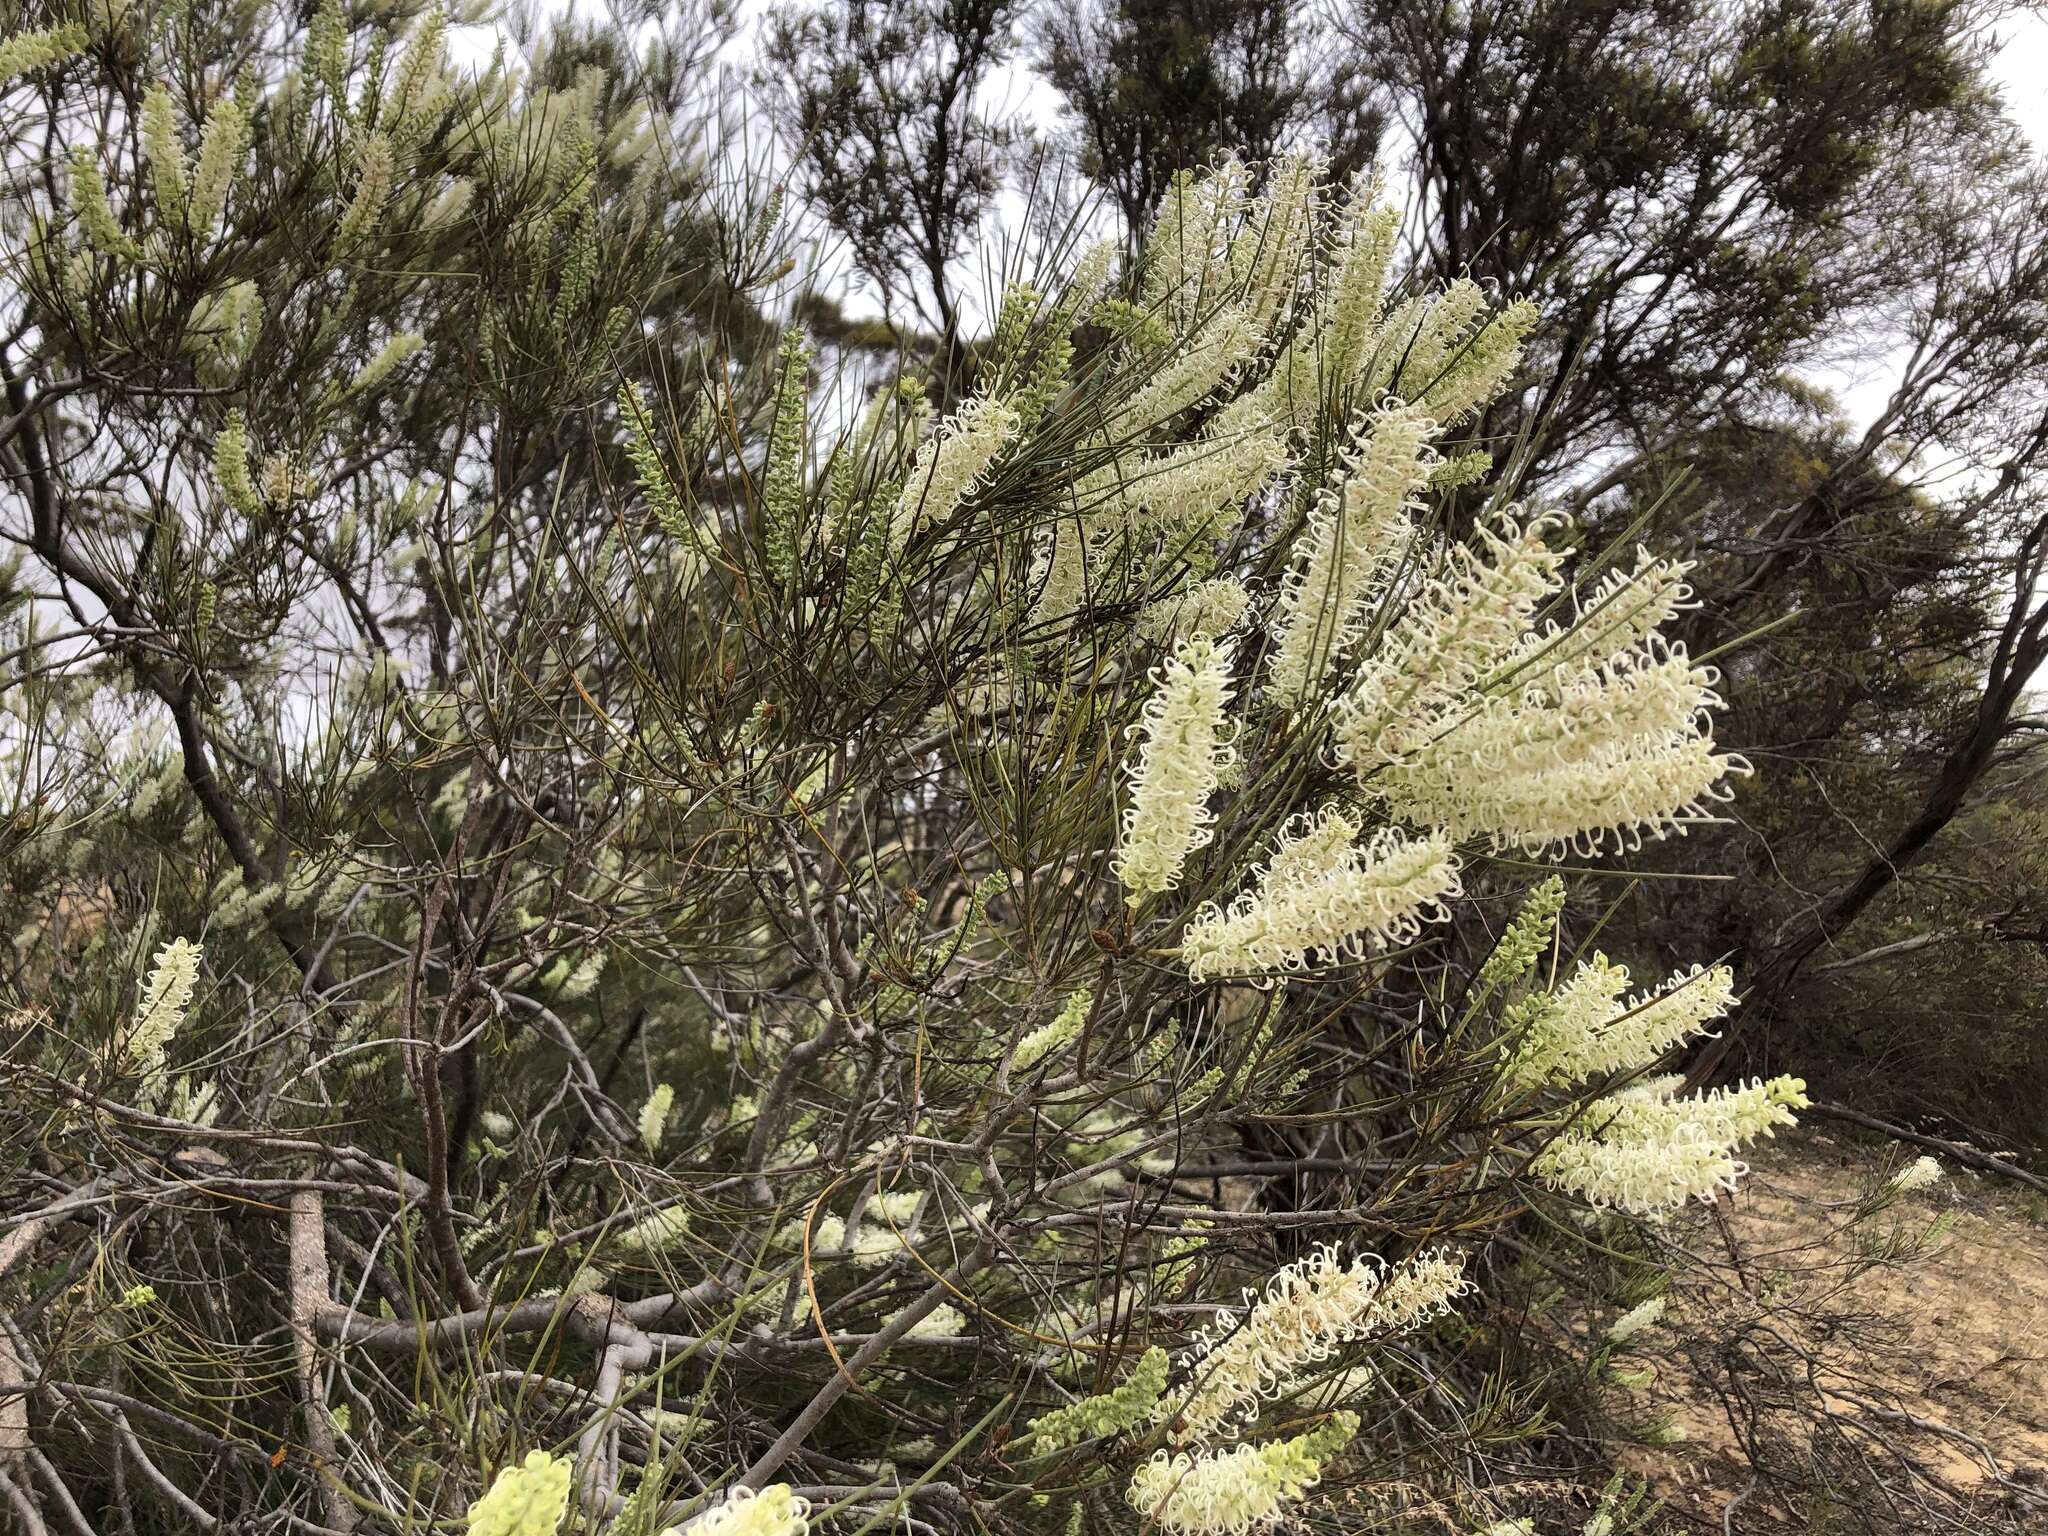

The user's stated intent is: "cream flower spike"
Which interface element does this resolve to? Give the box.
[1181,810,1461,982]
[1312,176,1402,391]
[128,937,202,1075]
[1536,1075,1809,1212]
[1106,427,1290,541]
[1379,699,1746,856]
[1128,1413,1357,1536]
[1334,505,1569,776]
[1227,149,1326,339]
[1512,959,1737,1086]
[465,1450,573,1536]
[1115,635,1238,901]
[638,1082,675,1151]
[1167,1243,1469,1444]
[1512,548,1698,683]
[669,1485,810,1536]
[1137,577,1253,646]
[1111,305,1261,439]
[1268,402,1435,704]
[1143,159,1251,323]
[890,392,1020,551]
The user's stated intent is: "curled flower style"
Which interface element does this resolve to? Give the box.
[1367,278,1488,402]
[1334,507,1568,776]
[1309,180,1402,395]
[1111,305,1259,438]
[1512,549,1697,685]
[891,392,1020,550]
[1144,161,1252,323]
[1537,1075,1809,1212]
[1115,637,1238,901]
[1227,150,1326,339]
[1106,428,1291,541]
[1137,577,1253,647]
[1510,959,1737,1086]
[128,937,202,1075]
[1181,811,1461,982]
[674,1484,811,1536]
[1415,297,1538,425]
[1374,640,1740,854]
[1384,724,1746,857]
[1168,1244,1468,1444]
[1268,402,1435,704]
[465,1450,573,1536]
[1127,1413,1357,1536]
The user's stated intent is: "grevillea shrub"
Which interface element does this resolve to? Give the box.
[2,9,1811,1529]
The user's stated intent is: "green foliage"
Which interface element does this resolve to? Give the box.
[4,2,2044,1534]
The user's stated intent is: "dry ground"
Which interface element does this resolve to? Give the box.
[1617,1129,2048,1533]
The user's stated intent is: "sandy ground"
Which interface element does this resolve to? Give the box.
[1617,1129,2048,1533]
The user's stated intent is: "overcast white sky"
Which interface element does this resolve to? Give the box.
[1994,14,2048,144]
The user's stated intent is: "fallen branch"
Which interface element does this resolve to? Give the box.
[1803,1102,2048,1196]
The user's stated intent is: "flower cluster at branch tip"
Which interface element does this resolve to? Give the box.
[1522,549,1698,683]
[351,331,425,394]
[1374,642,1740,856]
[1889,1154,1944,1194]
[127,937,201,1075]
[891,392,1020,549]
[465,1450,573,1536]
[1268,402,1436,704]
[1111,431,1290,540]
[1180,810,1462,981]
[1315,500,1743,855]
[0,24,86,86]
[639,1082,675,1152]
[1479,876,1566,987]
[671,1484,811,1536]
[1508,957,1737,1087]
[1136,576,1252,647]
[1127,1412,1358,1535]
[1028,1345,1170,1450]
[1537,1075,1809,1212]
[1605,1295,1666,1344]
[762,328,811,581]
[1168,1244,1469,1444]
[1335,507,1567,775]
[1112,305,1258,437]
[1036,430,1286,624]
[1229,151,1323,336]
[1115,636,1238,901]
[1013,988,1092,1074]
